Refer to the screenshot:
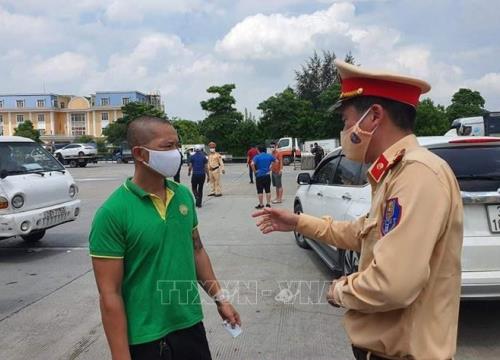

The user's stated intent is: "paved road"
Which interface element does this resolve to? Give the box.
[0,163,499,359]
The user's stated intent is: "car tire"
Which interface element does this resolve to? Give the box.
[21,230,46,243]
[294,202,311,249]
[78,151,84,157]
[78,162,87,168]
[342,250,360,276]
[69,159,78,167]
[121,159,128,164]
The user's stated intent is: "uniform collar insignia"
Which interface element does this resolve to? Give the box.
[369,154,389,183]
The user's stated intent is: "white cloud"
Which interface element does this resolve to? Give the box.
[33,52,94,83]
[216,3,355,59]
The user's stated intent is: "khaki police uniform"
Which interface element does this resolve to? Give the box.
[208,149,224,196]
[296,134,463,359]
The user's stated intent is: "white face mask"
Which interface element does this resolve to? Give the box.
[141,147,181,178]
[209,148,216,153]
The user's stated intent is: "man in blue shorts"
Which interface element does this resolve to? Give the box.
[251,145,276,209]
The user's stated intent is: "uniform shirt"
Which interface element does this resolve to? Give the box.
[89,178,203,345]
[296,135,463,360]
[208,152,224,171]
[271,150,283,174]
[253,153,276,178]
[190,151,207,176]
[247,147,259,165]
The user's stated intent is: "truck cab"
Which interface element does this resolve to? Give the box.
[0,136,81,242]
[445,112,500,137]
[276,137,302,165]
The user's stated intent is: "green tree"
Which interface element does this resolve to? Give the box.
[171,118,204,144]
[446,88,486,122]
[75,135,94,144]
[103,102,166,145]
[257,87,314,140]
[415,98,449,136]
[14,120,41,142]
[199,84,245,154]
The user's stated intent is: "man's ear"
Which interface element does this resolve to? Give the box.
[132,146,148,163]
[370,104,384,130]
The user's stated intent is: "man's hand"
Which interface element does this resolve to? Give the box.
[217,302,241,328]
[327,276,346,308]
[222,170,226,175]
[252,208,300,234]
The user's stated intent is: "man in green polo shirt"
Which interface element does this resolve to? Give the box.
[90,116,240,360]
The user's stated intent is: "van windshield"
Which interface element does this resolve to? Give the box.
[0,142,65,175]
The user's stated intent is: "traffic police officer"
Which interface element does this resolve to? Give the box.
[207,142,225,197]
[253,60,463,360]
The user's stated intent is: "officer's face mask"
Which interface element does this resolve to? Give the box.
[209,148,216,153]
[140,147,181,178]
[340,107,377,164]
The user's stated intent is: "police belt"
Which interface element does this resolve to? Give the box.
[210,166,220,171]
[352,346,391,360]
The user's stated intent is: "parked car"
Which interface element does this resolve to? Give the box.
[0,136,81,242]
[54,143,98,158]
[294,136,500,299]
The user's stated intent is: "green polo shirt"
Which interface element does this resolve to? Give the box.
[89,178,203,345]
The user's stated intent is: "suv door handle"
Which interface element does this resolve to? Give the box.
[317,192,324,197]
[342,193,352,200]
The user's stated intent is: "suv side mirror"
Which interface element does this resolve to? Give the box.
[297,172,312,185]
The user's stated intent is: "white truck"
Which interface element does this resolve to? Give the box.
[444,112,500,137]
[303,139,339,155]
[0,136,81,242]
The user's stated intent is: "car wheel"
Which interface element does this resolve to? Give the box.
[78,162,87,168]
[342,250,360,276]
[293,202,311,249]
[78,151,84,157]
[69,159,78,167]
[121,159,128,164]
[21,230,46,243]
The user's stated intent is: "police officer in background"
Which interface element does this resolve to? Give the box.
[253,60,463,360]
[207,142,225,197]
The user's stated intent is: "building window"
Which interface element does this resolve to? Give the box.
[60,102,65,109]
[122,97,130,105]
[16,114,24,124]
[16,100,25,108]
[37,114,46,133]
[37,99,45,108]
[0,100,3,108]
[71,113,86,136]
[100,98,110,106]
[0,115,3,136]
[101,112,109,129]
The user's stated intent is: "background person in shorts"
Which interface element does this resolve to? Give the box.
[246,144,259,184]
[251,145,276,209]
[90,116,240,360]
[270,142,283,204]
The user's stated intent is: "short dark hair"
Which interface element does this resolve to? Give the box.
[126,116,172,148]
[270,142,276,146]
[343,96,416,131]
[258,145,267,153]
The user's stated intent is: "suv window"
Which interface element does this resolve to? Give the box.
[313,155,340,185]
[332,156,363,186]
[431,145,500,192]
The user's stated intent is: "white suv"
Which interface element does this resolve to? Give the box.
[54,143,97,158]
[294,136,500,299]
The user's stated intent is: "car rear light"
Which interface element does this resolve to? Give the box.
[449,138,500,144]
[0,196,8,209]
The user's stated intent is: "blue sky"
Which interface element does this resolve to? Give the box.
[1,0,499,120]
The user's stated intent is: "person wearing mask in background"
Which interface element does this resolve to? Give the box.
[311,142,324,167]
[246,144,259,184]
[90,116,240,360]
[188,145,209,208]
[253,60,463,360]
[207,142,225,197]
[251,145,276,209]
[270,142,284,204]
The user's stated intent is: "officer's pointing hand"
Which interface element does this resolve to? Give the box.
[252,208,299,234]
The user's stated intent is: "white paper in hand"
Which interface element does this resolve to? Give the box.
[222,321,242,338]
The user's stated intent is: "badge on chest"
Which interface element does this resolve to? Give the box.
[381,198,402,235]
